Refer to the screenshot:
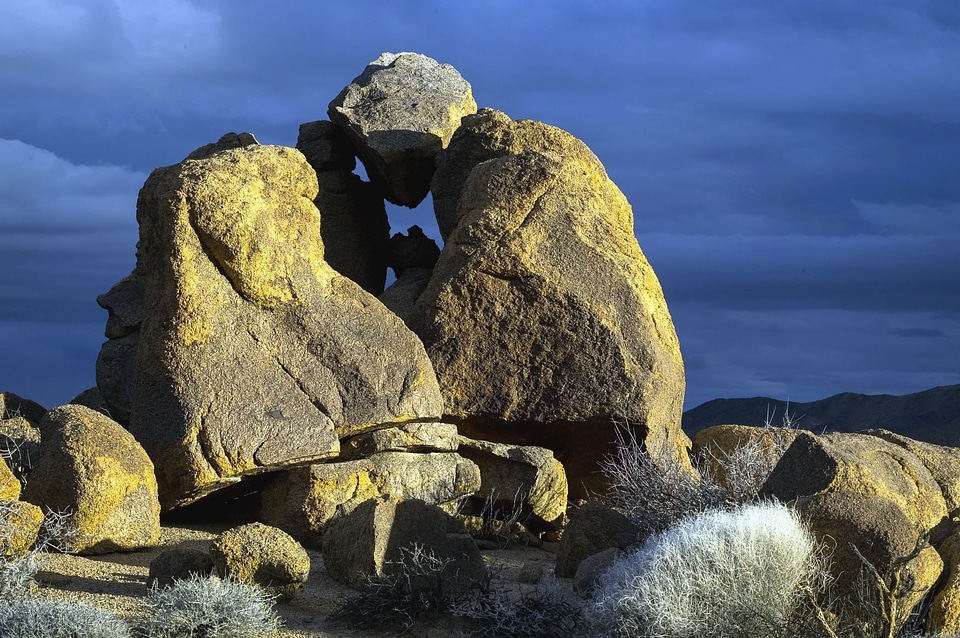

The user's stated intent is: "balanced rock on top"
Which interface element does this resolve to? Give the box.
[328,52,477,207]
[99,137,443,508]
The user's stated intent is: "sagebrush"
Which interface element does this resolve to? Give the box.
[0,598,131,638]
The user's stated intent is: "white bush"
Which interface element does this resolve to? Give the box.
[592,501,827,638]
[0,598,131,638]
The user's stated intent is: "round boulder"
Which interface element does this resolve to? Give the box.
[210,522,310,602]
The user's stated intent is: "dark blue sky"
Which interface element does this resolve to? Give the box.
[1,1,958,410]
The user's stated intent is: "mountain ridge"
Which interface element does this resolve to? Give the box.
[682,384,960,447]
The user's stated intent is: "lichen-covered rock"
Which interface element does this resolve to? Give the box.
[0,457,18,500]
[297,121,390,295]
[21,405,160,554]
[412,112,689,497]
[340,422,460,460]
[329,52,477,207]
[259,451,480,547]
[147,547,214,590]
[864,429,960,520]
[456,437,567,529]
[762,431,949,539]
[692,424,799,494]
[210,522,310,602]
[797,491,942,633]
[928,528,960,636]
[321,496,485,591]
[0,499,42,559]
[555,501,639,578]
[101,140,443,508]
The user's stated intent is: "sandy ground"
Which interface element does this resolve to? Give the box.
[30,523,564,638]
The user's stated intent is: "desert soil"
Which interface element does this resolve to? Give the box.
[31,523,564,638]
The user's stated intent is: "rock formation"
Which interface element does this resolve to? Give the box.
[410,110,689,496]
[328,52,477,207]
[97,136,443,509]
[210,522,310,602]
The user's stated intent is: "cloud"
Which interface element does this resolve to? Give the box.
[0,138,144,231]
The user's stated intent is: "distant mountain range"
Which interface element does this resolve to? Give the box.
[681,385,960,447]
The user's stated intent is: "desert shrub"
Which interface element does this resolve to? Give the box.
[330,543,490,632]
[599,421,727,535]
[135,574,280,638]
[0,598,131,638]
[591,501,831,638]
[455,579,589,638]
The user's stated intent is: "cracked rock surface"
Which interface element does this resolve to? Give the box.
[97,136,442,509]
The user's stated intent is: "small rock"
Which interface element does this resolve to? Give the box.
[573,547,621,596]
[555,502,639,578]
[0,500,43,559]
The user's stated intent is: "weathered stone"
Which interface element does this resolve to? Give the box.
[296,120,356,172]
[312,170,389,294]
[378,267,432,323]
[22,405,160,555]
[0,457,18,500]
[210,522,310,602]
[340,423,460,460]
[147,547,214,589]
[259,451,480,547]
[457,437,567,529]
[692,424,799,494]
[762,431,949,540]
[0,392,45,425]
[412,114,689,497]
[797,491,942,632]
[0,499,43,559]
[329,52,477,207]
[573,547,621,596]
[928,528,960,635]
[103,140,442,508]
[864,429,960,519]
[68,387,108,416]
[556,501,640,578]
[388,225,441,277]
[96,271,145,427]
[321,496,486,591]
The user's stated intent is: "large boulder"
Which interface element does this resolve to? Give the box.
[210,522,310,602]
[99,139,443,508]
[691,424,799,496]
[0,414,40,485]
[762,431,949,541]
[797,491,943,632]
[321,496,486,591]
[411,110,689,497]
[259,451,480,547]
[328,52,477,207]
[21,405,160,555]
[297,121,389,295]
[456,437,567,530]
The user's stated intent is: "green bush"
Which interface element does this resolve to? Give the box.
[0,598,131,638]
[135,574,280,638]
[591,501,829,638]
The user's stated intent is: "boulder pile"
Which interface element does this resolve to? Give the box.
[14,52,960,636]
